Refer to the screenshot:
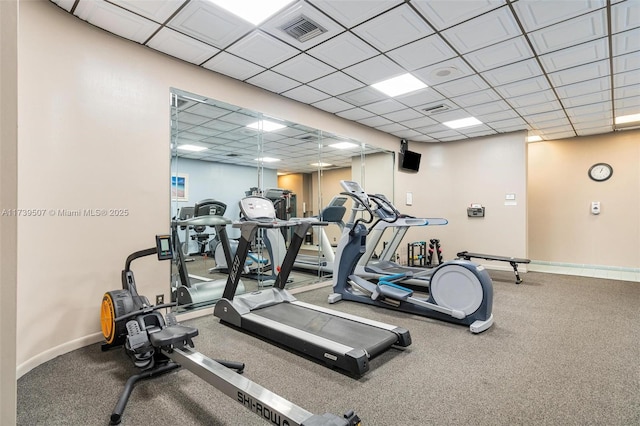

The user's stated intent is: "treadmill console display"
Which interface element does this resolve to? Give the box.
[340,180,368,203]
[239,196,277,221]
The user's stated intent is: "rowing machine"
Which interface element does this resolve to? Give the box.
[456,251,531,284]
[100,234,361,426]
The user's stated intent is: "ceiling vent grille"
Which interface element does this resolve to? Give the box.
[280,15,327,43]
[422,104,451,115]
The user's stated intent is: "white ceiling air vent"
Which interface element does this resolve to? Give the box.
[423,104,451,115]
[280,15,327,43]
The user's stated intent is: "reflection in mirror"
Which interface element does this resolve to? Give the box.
[169,88,394,312]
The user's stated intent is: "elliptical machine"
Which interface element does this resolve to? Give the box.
[101,234,361,426]
[328,181,494,334]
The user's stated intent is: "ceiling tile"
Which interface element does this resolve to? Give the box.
[271,54,336,83]
[495,76,550,98]
[441,7,521,54]
[411,0,504,31]
[362,99,406,115]
[396,87,445,108]
[375,122,409,133]
[576,125,614,136]
[147,27,219,65]
[529,10,607,55]
[539,38,608,72]
[488,116,527,130]
[246,71,300,93]
[507,89,557,107]
[382,108,424,122]
[202,52,265,81]
[481,58,543,86]
[307,32,379,69]
[464,99,512,116]
[613,51,640,74]
[357,116,394,127]
[308,72,365,96]
[515,101,564,116]
[513,0,606,31]
[614,69,640,88]
[451,90,503,108]
[167,0,253,49]
[336,86,386,106]
[281,85,330,103]
[464,36,533,71]
[565,102,612,119]
[547,59,609,86]
[352,5,434,52]
[613,28,640,57]
[386,34,456,71]
[539,129,576,139]
[413,57,475,86]
[570,111,612,125]
[527,116,571,128]
[226,31,299,68]
[555,76,610,98]
[343,55,404,85]
[52,0,75,12]
[475,109,520,123]
[611,0,640,33]
[308,0,404,28]
[336,108,376,120]
[614,84,640,100]
[311,97,354,113]
[74,0,160,43]
[392,128,424,139]
[111,0,186,23]
[261,0,345,49]
[400,115,439,129]
[560,90,611,108]
[433,75,490,98]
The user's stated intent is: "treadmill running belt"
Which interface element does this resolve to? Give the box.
[253,303,398,357]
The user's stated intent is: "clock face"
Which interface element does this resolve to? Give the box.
[588,163,613,182]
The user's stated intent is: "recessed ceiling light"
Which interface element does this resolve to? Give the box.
[443,117,482,129]
[310,162,333,167]
[371,73,428,97]
[329,142,359,149]
[614,113,640,125]
[247,120,286,132]
[254,157,281,163]
[177,144,207,152]
[208,0,295,25]
[527,135,542,143]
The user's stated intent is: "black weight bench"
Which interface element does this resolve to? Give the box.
[457,251,531,284]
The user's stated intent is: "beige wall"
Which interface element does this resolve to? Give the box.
[528,131,640,268]
[1,0,19,424]
[394,132,528,264]
[14,0,399,376]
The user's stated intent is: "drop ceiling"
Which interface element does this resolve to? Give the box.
[52,0,639,144]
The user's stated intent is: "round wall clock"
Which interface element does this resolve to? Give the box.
[588,163,613,182]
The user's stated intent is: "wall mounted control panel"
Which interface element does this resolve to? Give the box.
[467,205,485,217]
[591,201,601,215]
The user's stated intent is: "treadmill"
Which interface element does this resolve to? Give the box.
[214,196,411,377]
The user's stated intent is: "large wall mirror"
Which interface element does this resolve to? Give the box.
[169,88,394,311]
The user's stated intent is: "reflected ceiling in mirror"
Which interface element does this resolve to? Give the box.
[171,88,387,174]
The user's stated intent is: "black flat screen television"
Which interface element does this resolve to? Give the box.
[401,150,421,172]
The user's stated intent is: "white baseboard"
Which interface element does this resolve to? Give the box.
[17,332,104,379]
[529,261,640,282]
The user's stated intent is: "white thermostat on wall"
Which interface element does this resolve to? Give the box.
[591,201,601,215]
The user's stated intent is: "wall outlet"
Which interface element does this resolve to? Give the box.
[156,294,164,305]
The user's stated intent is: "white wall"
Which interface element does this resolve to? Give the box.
[1,1,19,424]
[14,0,400,378]
[394,132,528,266]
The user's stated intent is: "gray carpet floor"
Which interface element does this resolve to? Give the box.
[17,271,640,425]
